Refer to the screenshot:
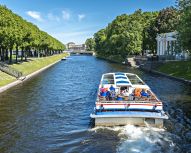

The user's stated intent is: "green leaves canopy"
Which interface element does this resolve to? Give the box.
[178,0,191,53]
[88,7,179,58]
[85,38,95,51]
[0,5,65,55]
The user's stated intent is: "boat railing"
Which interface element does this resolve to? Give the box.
[96,100,161,104]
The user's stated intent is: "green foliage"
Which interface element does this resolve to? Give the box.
[92,10,157,57]
[178,0,191,53]
[94,29,106,53]
[85,38,95,51]
[146,7,179,53]
[0,5,66,63]
[89,7,179,59]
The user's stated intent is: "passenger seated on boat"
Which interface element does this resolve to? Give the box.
[121,89,129,97]
[100,85,107,97]
[133,88,142,100]
[134,88,142,97]
[116,94,123,101]
[100,85,107,93]
[110,90,116,100]
[109,85,115,92]
[100,90,107,97]
[120,89,129,100]
[106,90,111,101]
[128,87,135,100]
[146,90,156,101]
[141,89,150,98]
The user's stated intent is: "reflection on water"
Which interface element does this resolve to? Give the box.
[0,56,191,153]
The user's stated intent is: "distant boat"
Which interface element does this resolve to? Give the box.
[90,72,168,128]
[61,57,67,61]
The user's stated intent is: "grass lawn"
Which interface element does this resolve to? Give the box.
[0,71,16,87]
[0,53,67,87]
[157,61,191,80]
[11,53,67,75]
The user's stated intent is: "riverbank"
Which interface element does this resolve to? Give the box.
[96,54,191,84]
[0,53,67,92]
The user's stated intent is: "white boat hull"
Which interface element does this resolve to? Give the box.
[90,111,168,128]
[93,117,163,128]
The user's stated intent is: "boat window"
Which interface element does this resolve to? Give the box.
[115,76,127,79]
[102,74,114,84]
[126,74,145,85]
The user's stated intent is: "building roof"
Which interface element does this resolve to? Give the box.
[156,31,178,41]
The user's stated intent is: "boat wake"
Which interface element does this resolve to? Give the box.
[90,125,178,153]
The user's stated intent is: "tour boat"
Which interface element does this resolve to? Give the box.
[90,72,168,128]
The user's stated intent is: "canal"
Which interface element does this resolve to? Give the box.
[0,56,191,153]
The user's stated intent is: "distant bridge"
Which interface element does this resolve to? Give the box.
[64,50,95,56]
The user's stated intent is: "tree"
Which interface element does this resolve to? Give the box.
[146,7,179,53]
[178,0,191,53]
[91,7,179,58]
[94,29,106,54]
[142,11,158,53]
[0,5,66,63]
[85,38,95,51]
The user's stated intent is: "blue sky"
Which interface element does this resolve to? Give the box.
[0,0,175,44]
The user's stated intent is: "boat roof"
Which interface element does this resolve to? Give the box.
[101,72,149,89]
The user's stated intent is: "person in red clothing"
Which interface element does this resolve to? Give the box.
[100,85,107,97]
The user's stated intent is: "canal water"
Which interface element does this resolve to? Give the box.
[0,56,191,153]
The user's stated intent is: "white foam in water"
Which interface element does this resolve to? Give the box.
[89,125,175,153]
[116,125,174,153]
[89,126,122,132]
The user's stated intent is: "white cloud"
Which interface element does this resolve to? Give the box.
[78,14,85,21]
[62,10,70,20]
[26,11,43,22]
[47,13,60,22]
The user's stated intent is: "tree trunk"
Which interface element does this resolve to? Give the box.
[25,49,28,61]
[0,48,2,61]
[5,49,9,61]
[38,50,40,58]
[16,45,18,63]
[1,48,5,62]
[21,47,24,61]
[34,50,37,57]
[9,48,13,64]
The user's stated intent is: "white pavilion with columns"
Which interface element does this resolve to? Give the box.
[156,31,189,60]
[156,31,178,56]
